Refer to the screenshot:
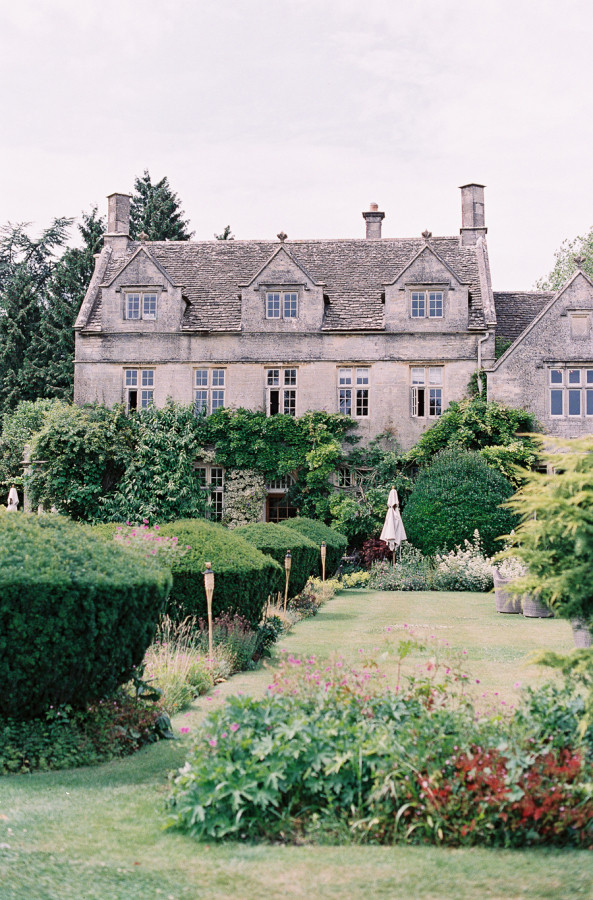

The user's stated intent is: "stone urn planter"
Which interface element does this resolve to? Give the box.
[571,618,593,648]
[493,569,522,614]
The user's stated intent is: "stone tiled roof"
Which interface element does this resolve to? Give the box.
[91,236,487,332]
[494,291,555,344]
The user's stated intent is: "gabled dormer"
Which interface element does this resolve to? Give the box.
[240,240,326,332]
[383,238,472,332]
[98,243,186,333]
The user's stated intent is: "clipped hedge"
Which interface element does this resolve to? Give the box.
[0,511,171,721]
[284,517,347,576]
[402,449,518,557]
[159,519,282,627]
[234,522,319,597]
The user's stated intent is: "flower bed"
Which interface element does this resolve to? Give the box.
[166,634,593,847]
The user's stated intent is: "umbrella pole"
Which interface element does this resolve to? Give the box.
[392,548,395,566]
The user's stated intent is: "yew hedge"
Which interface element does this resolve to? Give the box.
[159,519,282,627]
[0,511,171,721]
[234,522,319,596]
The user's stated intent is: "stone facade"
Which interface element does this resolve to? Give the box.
[74,183,593,458]
[489,271,593,437]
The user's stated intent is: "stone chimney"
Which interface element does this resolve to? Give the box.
[459,183,487,246]
[362,202,385,240]
[104,192,131,254]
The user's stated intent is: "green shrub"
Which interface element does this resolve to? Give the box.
[284,517,347,575]
[0,511,171,720]
[158,519,281,627]
[167,647,593,847]
[0,690,167,774]
[402,449,517,557]
[234,522,318,597]
[0,398,58,491]
[368,545,434,591]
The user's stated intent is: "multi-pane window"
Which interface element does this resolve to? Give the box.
[124,368,154,410]
[410,290,444,319]
[195,465,225,521]
[411,366,443,417]
[266,291,299,319]
[194,368,225,415]
[124,292,158,320]
[266,368,297,416]
[338,368,370,417]
[549,367,593,417]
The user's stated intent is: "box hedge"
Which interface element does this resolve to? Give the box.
[0,511,171,721]
[234,522,319,597]
[284,517,347,576]
[158,519,282,627]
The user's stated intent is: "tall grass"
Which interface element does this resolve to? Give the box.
[143,616,235,714]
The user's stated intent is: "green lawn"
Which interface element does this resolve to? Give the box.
[1,589,592,900]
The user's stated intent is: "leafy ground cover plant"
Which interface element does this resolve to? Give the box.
[0,690,169,775]
[167,633,593,848]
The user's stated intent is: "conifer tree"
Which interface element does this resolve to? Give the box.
[129,170,193,241]
[27,208,105,401]
[0,218,70,415]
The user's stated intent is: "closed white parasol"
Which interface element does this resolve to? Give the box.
[379,488,407,562]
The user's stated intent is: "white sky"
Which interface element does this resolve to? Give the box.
[1,0,592,288]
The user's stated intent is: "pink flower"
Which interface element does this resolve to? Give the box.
[208,739,217,747]
[230,723,239,732]
[180,727,190,734]
[154,524,160,530]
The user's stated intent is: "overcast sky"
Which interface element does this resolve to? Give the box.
[1,0,592,288]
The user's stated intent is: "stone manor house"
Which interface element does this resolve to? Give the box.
[74,184,593,519]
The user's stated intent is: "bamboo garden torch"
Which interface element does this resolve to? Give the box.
[203,562,215,663]
[320,541,327,595]
[283,551,292,613]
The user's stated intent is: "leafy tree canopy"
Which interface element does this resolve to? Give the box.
[536,226,593,290]
[130,170,193,241]
[406,398,541,485]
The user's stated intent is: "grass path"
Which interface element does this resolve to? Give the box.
[1,590,592,900]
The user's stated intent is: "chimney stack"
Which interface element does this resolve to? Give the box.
[362,202,385,240]
[105,192,132,254]
[459,184,487,246]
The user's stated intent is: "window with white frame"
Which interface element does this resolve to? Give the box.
[195,464,225,520]
[338,367,370,417]
[549,367,593,417]
[266,368,297,416]
[411,366,443,417]
[266,291,299,319]
[124,291,158,321]
[410,290,444,319]
[124,368,154,410]
[194,368,226,415]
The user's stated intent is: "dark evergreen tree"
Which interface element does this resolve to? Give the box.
[0,219,71,415]
[214,225,235,240]
[129,170,193,241]
[27,208,105,401]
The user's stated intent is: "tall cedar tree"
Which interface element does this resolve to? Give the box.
[0,219,71,416]
[130,171,193,241]
[26,208,105,401]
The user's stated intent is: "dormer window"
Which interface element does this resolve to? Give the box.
[266,291,298,319]
[410,290,444,319]
[124,291,158,321]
